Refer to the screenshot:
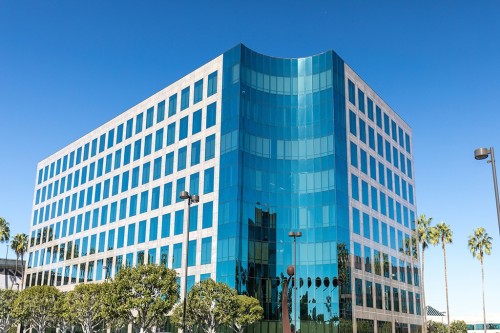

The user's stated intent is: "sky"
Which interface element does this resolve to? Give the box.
[1,0,500,324]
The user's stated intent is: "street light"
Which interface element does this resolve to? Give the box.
[179,190,199,332]
[288,231,302,333]
[474,147,500,235]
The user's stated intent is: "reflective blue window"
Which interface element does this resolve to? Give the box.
[149,217,158,241]
[352,207,360,235]
[384,113,390,136]
[167,123,176,146]
[207,71,217,97]
[163,182,172,206]
[181,87,190,110]
[190,172,199,195]
[99,134,106,153]
[204,168,214,194]
[360,149,367,174]
[348,79,356,105]
[201,237,212,265]
[116,124,123,144]
[370,157,377,181]
[142,162,151,185]
[165,152,174,176]
[133,139,141,161]
[119,198,127,220]
[132,167,140,188]
[386,169,393,191]
[192,110,202,134]
[361,180,369,206]
[124,144,131,166]
[179,116,188,141]
[98,232,106,253]
[151,186,160,210]
[146,107,154,129]
[178,147,187,171]
[172,243,182,269]
[103,179,110,199]
[367,97,374,121]
[189,205,198,232]
[176,178,185,202]
[110,202,117,223]
[188,240,196,266]
[114,149,122,170]
[148,248,157,264]
[161,214,171,238]
[205,134,215,160]
[359,119,366,143]
[194,79,203,104]
[376,106,382,128]
[206,102,216,128]
[351,175,359,201]
[81,237,88,256]
[168,94,177,117]
[157,101,165,123]
[380,192,387,216]
[108,229,115,250]
[101,205,108,226]
[349,111,357,135]
[138,220,146,244]
[127,223,136,246]
[391,120,397,141]
[390,227,396,250]
[363,213,370,240]
[358,89,365,112]
[364,246,372,273]
[174,209,184,235]
[144,134,152,156]
[126,118,133,139]
[160,245,169,267]
[117,226,125,248]
[381,222,388,246]
[152,157,162,181]
[90,234,97,254]
[135,113,143,134]
[129,194,137,217]
[112,175,120,196]
[140,190,148,214]
[107,129,115,149]
[155,129,164,151]
[121,171,130,192]
[191,141,201,166]
[350,142,358,167]
[372,218,380,243]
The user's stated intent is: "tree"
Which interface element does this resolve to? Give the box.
[450,320,468,333]
[11,285,62,333]
[417,214,433,333]
[10,233,28,289]
[468,227,492,333]
[62,282,112,333]
[0,289,18,333]
[172,279,238,333]
[428,321,447,333]
[430,223,453,333]
[231,295,263,333]
[0,218,10,281]
[110,264,179,333]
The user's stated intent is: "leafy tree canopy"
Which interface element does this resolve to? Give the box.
[450,320,468,333]
[0,289,18,333]
[231,294,263,333]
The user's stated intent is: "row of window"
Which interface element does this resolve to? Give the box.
[25,250,213,289]
[353,277,421,315]
[347,79,411,155]
[349,111,412,182]
[352,207,417,258]
[353,242,419,286]
[36,71,218,186]
[351,174,415,230]
[35,103,217,207]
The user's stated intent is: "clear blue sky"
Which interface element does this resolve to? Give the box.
[1,0,499,323]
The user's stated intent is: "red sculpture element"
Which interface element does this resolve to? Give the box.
[282,277,292,333]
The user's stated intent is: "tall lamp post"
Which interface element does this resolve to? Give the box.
[288,231,302,333]
[179,190,199,332]
[474,147,500,235]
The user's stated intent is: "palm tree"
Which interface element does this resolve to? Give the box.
[468,227,493,333]
[416,214,433,333]
[11,233,28,289]
[0,217,10,289]
[430,222,453,333]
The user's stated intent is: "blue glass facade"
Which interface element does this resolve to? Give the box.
[217,45,351,330]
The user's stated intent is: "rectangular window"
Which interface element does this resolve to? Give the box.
[114,149,122,170]
[181,87,190,110]
[354,242,362,270]
[126,118,133,139]
[201,237,212,265]
[365,281,373,308]
[149,217,158,241]
[375,283,383,309]
[192,109,202,134]
[188,240,196,266]
[155,128,164,152]
[173,243,182,269]
[205,134,215,160]
[121,171,129,192]
[138,220,146,244]
[189,205,198,232]
[129,195,138,217]
[194,79,203,104]
[204,168,214,194]
[352,207,360,235]
[161,214,171,238]
[132,166,140,188]
[151,186,160,210]
[112,175,120,196]
[124,144,131,165]
[179,116,189,141]
[166,123,176,146]
[142,162,151,185]
[350,142,358,168]
[361,180,369,206]
[135,113,143,134]
[202,202,213,229]
[177,147,187,171]
[364,246,372,273]
[157,101,165,123]
[159,246,169,267]
[133,139,142,161]
[349,110,357,136]
[140,190,149,214]
[174,210,184,235]
[207,71,217,96]
[355,278,363,306]
[127,223,136,246]
[176,178,185,203]
[119,198,127,220]
[163,182,172,206]
[191,140,201,166]
[168,94,177,117]
[117,226,125,248]
[99,134,106,153]
[107,129,115,149]
[367,97,374,121]
[144,134,152,156]
[116,124,123,144]
[146,107,154,128]
[351,174,359,201]
[206,102,216,128]
[358,89,365,112]
[190,172,199,195]
[348,80,355,105]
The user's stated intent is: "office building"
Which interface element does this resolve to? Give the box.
[25,44,422,332]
